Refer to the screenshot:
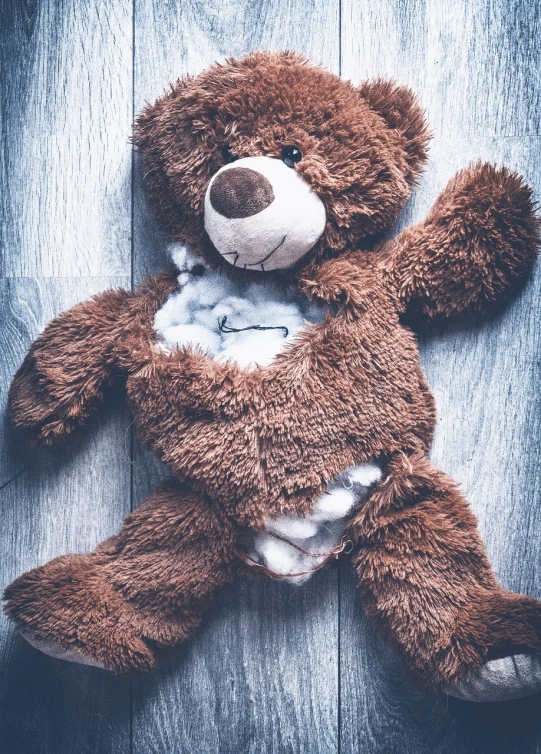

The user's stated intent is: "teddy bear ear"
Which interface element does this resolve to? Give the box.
[131,82,196,238]
[357,79,431,183]
[133,84,179,153]
[133,76,200,154]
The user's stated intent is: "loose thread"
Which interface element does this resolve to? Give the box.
[243,535,353,580]
[265,529,351,559]
[399,450,414,475]
[218,315,289,338]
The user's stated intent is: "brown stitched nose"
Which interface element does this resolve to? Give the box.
[209,167,275,219]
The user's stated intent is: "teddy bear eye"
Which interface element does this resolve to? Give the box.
[281,146,302,168]
[221,145,238,164]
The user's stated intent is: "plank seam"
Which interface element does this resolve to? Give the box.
[338,4,343,751]
[130,1,136,753]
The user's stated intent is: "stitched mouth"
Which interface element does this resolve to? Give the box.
[220,235,288,270]
[244,235,287,270]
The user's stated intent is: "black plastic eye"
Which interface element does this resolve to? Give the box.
[281,145,302,168]
[221,145,237,164]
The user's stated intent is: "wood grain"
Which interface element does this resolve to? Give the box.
[0,0,133,277]
[131,1,341,752]
[340,0,541,747]
[341,0,541,138]
[0,2,134,752]
[1,0,540,752]
[0,278,132,754]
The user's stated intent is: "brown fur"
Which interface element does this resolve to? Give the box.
[4,53,541,685]
[347,452,541,690]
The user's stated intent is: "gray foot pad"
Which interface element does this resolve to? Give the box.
[445,654,541,702]
[20,629,105,669]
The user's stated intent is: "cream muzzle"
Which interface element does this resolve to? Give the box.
[204,156,327,271]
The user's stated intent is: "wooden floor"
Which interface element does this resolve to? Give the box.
[1,1,541,752]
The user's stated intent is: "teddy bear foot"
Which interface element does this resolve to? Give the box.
[3,552,159,673]
[19,628,105,668]
[445,654,541,702]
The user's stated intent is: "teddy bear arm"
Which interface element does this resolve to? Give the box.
[384,163,539,321]
[4,481,240,672]
[9,271,179,445]
[8,288,135,445]
[347,451,541,699]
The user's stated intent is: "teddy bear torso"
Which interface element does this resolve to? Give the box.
[124,250,436,581]
[149,250,389,581]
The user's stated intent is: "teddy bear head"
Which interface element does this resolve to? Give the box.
[134,51,430,276]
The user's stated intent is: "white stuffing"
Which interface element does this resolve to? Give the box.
[253,535,306,577]
[348,463,384,487]
[265,515,319,540]
[250,462,383,585]
[309,487,358,521]
[154,244,325,369]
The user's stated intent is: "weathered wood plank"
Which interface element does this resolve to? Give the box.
[131,1,341,752]
[341,0,541,138]
[131,575,339,754]
[340,0,541,744]
[0,0,133,277]
[1,1,134,751]
[0,278,132,754]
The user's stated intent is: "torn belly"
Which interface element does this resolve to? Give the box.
[156,246,382,583]
[154,244,326,369]
[247,462,382,584]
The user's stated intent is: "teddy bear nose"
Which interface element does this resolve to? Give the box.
[209,167,275,219]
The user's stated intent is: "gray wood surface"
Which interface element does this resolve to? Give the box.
[340,3,541,749]
[131,3,340,753]
[1,0,540,752]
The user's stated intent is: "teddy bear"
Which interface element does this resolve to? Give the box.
[4,51,541,703]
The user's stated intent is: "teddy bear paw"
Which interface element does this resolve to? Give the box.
[445,654,541,702]
[20,628,106,668]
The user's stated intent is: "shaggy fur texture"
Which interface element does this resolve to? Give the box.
[5,53,541,691]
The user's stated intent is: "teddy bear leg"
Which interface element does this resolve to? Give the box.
[347,451,541,701]
[3,482,240,672]
[442,585,541,701]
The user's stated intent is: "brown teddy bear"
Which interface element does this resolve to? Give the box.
[5,51,541,702]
